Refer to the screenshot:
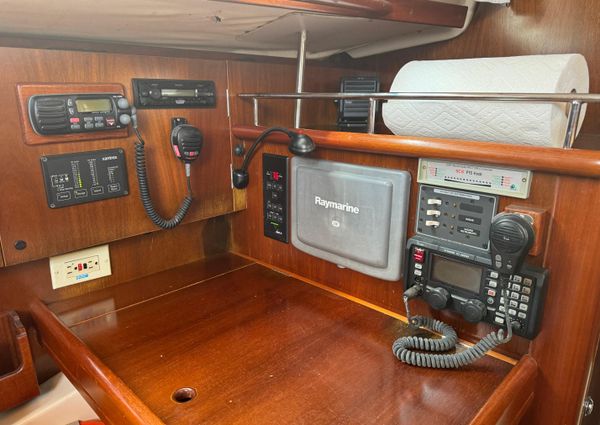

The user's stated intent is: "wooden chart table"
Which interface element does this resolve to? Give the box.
[33,254,535,425]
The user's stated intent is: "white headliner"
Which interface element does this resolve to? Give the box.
[0,0,479,58]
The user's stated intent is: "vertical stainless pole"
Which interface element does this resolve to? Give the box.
[367,98,377,134]
[253,98,259,126]
[563,100,582,148]
[294,30,307,129]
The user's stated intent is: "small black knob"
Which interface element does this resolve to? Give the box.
[149,89,161,100]
[424,287,450,310]
[234,144,245,156]
[462,299,487,323]
[14,240,27,250]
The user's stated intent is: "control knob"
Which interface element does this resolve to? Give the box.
[461,299,487,323]
[117,97,130,109]
[149,89,162,100]
[424,287,450,310]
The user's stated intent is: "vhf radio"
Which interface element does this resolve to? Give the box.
[392,184,549,369]
[405,185,548,339]
[29,94,132,135]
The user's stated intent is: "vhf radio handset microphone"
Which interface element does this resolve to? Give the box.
[393,213,535,369]
[120,99,203,229]
[489,213,535,275]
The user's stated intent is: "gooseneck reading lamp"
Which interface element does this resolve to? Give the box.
[232,127,315,189]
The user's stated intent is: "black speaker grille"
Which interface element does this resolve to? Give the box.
[490,222,526,253]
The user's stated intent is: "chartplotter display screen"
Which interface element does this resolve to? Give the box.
[291,157,410,281]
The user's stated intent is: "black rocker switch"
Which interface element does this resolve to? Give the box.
[263,153,288,243]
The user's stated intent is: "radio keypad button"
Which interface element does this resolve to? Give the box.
[518,312,527,319]
[488,279,497,288]
[523,278,533,286]
[508,308,517,316]
[67,98,74,107]
[520,295,530,303]
[519,303,528,312]
[512,275,523,283]
[486,289,496,297]
[414,269,422,277]
[70,124,81,130]
[498,305,506,313]
[94,122,105,128]
[94,116,104,122]
[84,123,94,129]
[511,283,521,292]
[510,292,520,300]
[494,316,504,325]
[414,263,423,270]
[509,300,518,308]
[486,297,495,305]
[489,271,499,279]
[70,117,80,124]
[522,287,531,295]
[84,117,93,122]
[413,248,425,263]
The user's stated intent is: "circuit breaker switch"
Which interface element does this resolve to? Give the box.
[427,198,442,205]
[425,220,440,227]
[426,209,441,217]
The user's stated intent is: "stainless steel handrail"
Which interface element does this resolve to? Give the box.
[240,92,600,101]
[240,91,600,147]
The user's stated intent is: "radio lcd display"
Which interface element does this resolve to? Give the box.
[75,98,112,113]
[161,89,196,97]
[431,254,482,293]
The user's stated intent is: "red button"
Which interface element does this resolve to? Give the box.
[272,171,280,181]
[413,248,425,263]
[77,263,83,271]
[70,117,80,123]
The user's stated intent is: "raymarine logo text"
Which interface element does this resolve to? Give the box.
[314,196,360,214]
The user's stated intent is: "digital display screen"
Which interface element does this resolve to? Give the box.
[161,89,196,97]
[75,98,112,113]
[431,254,482,293]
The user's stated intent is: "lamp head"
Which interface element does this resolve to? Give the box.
[288,132,316,155]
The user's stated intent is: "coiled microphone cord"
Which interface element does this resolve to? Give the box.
[392,279,513,369]
[134,127,192,229]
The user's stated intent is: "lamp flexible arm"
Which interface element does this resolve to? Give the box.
[240,127,292,171]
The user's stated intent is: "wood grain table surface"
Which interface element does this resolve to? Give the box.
[49,253,514,425]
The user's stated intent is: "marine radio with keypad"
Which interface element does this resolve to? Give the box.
[406,235,547,339]
[405,185,548,339]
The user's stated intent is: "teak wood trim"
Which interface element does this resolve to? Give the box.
[232,125,600,178]
[218,0,468,28]
[0,311,39,411]
[16,83,129,145]
[470,355,538,425]
[30,299,163,425]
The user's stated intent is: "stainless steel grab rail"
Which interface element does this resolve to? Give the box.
[239,92,600,147]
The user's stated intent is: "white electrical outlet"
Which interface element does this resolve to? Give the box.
[49,245,112,289]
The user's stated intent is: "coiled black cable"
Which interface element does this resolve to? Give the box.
[393,281,513,369]
[134,127,192,229]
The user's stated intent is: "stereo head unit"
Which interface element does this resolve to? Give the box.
[132,78,216,109]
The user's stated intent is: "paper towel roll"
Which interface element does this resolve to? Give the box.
[382,54,589,147]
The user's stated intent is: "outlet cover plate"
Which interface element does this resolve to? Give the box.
[49,245,111,289]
